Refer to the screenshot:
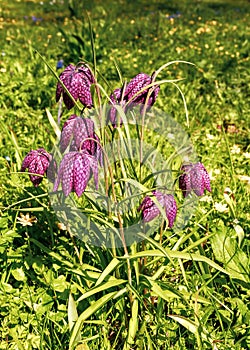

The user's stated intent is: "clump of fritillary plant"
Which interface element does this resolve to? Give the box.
[21,60,211,237]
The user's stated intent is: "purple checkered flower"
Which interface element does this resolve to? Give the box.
[179,162,211,197]
[125,72,160,107]
[138,190,177,227]
[108,72,160,126]
[56,64,95,110]
[59,115,103,166]
[21,148,51,187]
[53,151,98,197]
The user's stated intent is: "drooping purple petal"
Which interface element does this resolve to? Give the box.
[163,194,177,228]
[53,150,100,197]
[56,64,94,110]
[73,153,90,197]
[21,148,51,187]
[60,116,97,155]
[21,151,37,171]
[139,195,161,222]
[179,162,211,197]
[125,73,151,102]
[60,115,78,153]
[126,73,160,107]
[60,153,75,197]
[138,190,177,227]
[73,117,95,151]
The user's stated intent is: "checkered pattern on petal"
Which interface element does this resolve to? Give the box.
[60,115,78,153]
[126,73,160,107]
[73,118,95,151]
[138,195,160,222]
[107,72,160,126]
[73,153,91,197]
[56,64,94,110]
[138,190,177,226]
[179,162,211,197]
[198,163,211,193]
[53,150,100,197]
[163,194,177,228]
[21,148,51,187]
[78,75,93,108]
[21,150,37,171]
[53,152,75,196]
[125,73,151,102]
[179,164,193,197]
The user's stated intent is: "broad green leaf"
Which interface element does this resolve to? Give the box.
[30,238,74,269]
[210,231,250,283]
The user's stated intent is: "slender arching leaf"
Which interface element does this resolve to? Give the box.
[77,279,126,302]
[69,291,117,349]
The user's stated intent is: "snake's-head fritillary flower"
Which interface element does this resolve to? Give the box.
[138,190,177,227]
[108,72,159,126]
[56,64,95,110]
[53,151,98,197]
[21,148,51,186]
[125,72,160,108]
[179,162,211,197]
[59,115,103,166]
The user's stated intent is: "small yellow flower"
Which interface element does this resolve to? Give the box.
[17,213,37,227]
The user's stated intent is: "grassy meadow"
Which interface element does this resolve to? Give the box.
[0,0,249,349]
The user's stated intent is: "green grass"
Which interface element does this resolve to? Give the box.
[0,0,249,349]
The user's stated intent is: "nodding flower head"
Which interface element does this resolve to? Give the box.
[21,148,51,187]
[138,190,177,227]
[125,72,160,107]
[108,72,160,126]
[56,64,95,110]
[53,151,99,197]
[59,115,103,166]
[179,162,211,197]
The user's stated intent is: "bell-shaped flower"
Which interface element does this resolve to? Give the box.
[108,72,160,126]
[59,115,103,166]
[21,148,51,186]
[179,162,211,197]
[138,190,177,227]
[53,151,98,197]
[125,72,160,107]
[56,64,94,110]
